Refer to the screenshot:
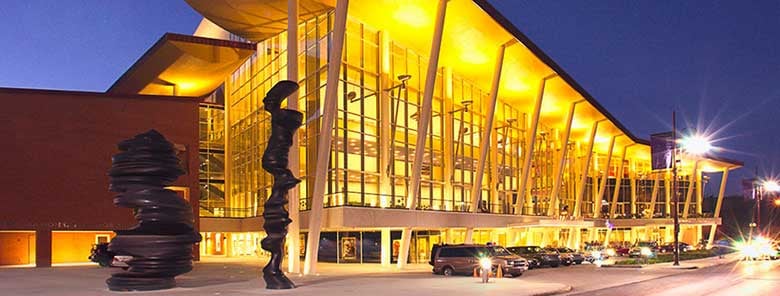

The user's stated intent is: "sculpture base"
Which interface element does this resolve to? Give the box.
[263,273,296,289]
[106,274,176,291]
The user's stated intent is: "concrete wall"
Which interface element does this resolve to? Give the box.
[0,87,200,266]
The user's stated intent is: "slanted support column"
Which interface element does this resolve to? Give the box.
[696,170,704,215]
[381,229,391,266]
[286,0,302,274]
[442,68,454,210]
[603,228,612,247]
[303,0,349,275]
[594,135,619,218]
[471,40,511,213]
[682,160,700,219]
[630,173,637,216]
[515,73,559,215]
[610,144,635,218]
[378,32,392,208]
[398,0,448,269]
[707,169,729,249]
[548,100,585,217]
[574,120,604,218]
[647,173,660,218]
[465,228,474,244]
[664,172,671,216]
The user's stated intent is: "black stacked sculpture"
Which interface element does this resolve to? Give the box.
[260,80,302,289]
[106,130,201,291]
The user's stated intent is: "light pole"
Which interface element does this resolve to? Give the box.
[671,113,712,266]
[755,180,780,236]
[672,112,680,266]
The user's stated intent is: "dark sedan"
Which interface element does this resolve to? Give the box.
[556,247,586,265]
[507,246,561,268]
[658,242,693,253]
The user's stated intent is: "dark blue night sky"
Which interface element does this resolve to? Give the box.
[1,0,778,195]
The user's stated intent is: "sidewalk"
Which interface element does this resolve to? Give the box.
[600,253,740,270]
[644,253,740,270]
[0,258,571,296]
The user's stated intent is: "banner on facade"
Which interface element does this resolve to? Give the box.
[742,178,756,199]
[650,132,675,170]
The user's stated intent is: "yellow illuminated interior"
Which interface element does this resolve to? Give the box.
[204,0,740,219]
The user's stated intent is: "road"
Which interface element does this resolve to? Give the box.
[567,260,780,296]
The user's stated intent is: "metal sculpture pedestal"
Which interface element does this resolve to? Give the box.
[260,80,302,289]
[106,130,201,291]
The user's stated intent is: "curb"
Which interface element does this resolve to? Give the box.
[532,285,573,296]
[599,264,642,268]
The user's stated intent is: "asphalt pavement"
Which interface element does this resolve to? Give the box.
[567,260,780,296]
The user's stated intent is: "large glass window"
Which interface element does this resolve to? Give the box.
[199,104,226,217]
[327,19,382,208]
[450,75,488,213]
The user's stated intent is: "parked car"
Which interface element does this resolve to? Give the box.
[507,246,561,268]
[629,241,660,258]
[430,244,528,277]
[659,242,693,253]
[544,247,573,266]
[610,244,631,256]
[583,244,610,262]
[556,248,585,264]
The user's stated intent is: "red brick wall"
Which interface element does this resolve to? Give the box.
[0,88,200,235]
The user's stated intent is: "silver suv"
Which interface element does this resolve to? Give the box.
[430,244,528,277]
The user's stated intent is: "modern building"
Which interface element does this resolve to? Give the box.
[0,0,742,272]
[179,0,742,274]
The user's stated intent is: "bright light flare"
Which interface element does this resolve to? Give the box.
[479,257,492,270]
[606,248,617,257]
[640,247,653,257]
[736,238,777,260]
[680,134,712,155]
[763,180,780,192]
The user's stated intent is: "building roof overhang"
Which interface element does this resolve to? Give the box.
[184,0,335,42]
[108,33,256,97]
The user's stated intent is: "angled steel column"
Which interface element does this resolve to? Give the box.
[647,173,660,218]
[547,100,585,216]
[610,144,635,218]
[286,0,302,274]
[303,0,349,275]
[515,73,559,215]
[682,160,700,219]
[707,169,729,249]
[630,173,637,216]
[442,68,454,210]
[398,0,448,269]
[696,170,704,215]
[574,119,604,218]
[594,135,620,218]
[377,32,392,208]
[471,40,511,213]
[665,172,671,216]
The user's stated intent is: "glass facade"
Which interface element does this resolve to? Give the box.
[218,11,712,223]
[199,104,227,217]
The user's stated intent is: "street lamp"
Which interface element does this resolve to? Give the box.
[670,115,712,266]
[754,179,780,235]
